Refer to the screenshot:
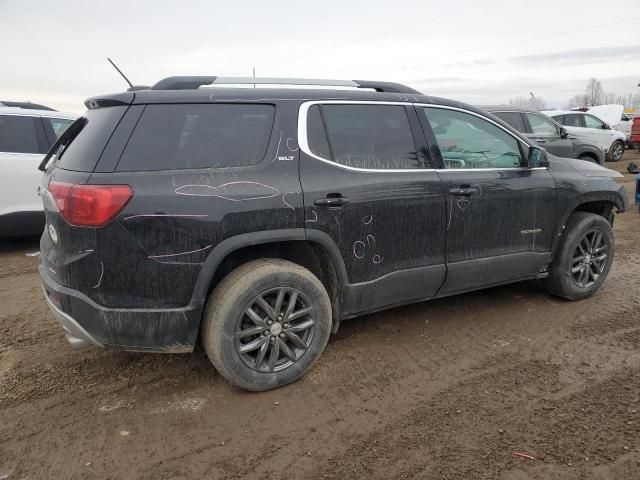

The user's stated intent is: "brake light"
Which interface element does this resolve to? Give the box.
[48,181,133,227]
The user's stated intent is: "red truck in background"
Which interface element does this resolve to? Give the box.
[632,116,640,152]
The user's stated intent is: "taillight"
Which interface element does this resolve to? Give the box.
[48,181,133,227]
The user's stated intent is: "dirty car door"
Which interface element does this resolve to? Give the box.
[419,105,556,296]
[298,102,447,316]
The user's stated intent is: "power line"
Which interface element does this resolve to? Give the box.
[311,17,640,77]
[255,0,495,68]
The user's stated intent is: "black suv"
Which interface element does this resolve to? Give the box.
[39,77,626,391]
[483,106,606,165]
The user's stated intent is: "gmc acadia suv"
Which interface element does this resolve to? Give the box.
[39,76,626,391]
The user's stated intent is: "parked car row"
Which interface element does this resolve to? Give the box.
[0,104,77,236]
[484,106,606,165]
[35,76,626,391]
[541,105,627,162]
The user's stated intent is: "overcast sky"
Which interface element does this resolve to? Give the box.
[2,0,639,113]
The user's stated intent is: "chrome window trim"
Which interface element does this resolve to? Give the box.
[297,100,546,173]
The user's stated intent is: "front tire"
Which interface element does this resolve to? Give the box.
[608,140,624,162]
[578,154,597,163]
[544,212,614,300]
[202,259,332,391]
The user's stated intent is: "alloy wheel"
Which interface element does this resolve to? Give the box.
[571,230,608,288]
[611,142,623,161]
[235,287,316,372]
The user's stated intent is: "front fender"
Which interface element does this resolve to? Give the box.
[550,185,627,260]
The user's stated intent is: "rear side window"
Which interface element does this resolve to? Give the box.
[0,115,41,154]
[307,105,332,160]
[493,111,526,133]
[558,114,582,127]
[117,104,275,171]
[54,106,128,171]
[307,104,419,170]
[46,118,74,139]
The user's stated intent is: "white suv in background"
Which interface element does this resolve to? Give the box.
[0,103,76,236]
[542,107,627,161]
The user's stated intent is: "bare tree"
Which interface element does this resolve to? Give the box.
[567,93,589,109]
[508,93,546,110]
[584,78,604,106]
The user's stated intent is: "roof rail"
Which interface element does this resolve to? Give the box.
[149,76,421,94]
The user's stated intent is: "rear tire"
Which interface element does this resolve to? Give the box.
[544,212,614,300]
[608,140,624,162]
[201,259,332,391]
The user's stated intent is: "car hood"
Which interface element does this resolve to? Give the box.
[549,155,623,178]
[587,104,624,127]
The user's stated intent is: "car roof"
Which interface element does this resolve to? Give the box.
[85,80,536,149]
[481,105,538,114]
[90,86,505,121]
[0,106,77,119]
[541,110,578,116]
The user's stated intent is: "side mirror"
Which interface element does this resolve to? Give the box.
[560,127,568,138]
[528,146,548,168]
[602,123,610,129]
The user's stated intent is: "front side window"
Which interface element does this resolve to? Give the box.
[0,115,40,154]
[584,114,605,129]
[525,113,559,136]
[307,104,420,169]
[117,104,275,171]
[422,107,523,169]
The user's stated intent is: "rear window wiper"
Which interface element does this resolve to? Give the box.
[38,117,87,171]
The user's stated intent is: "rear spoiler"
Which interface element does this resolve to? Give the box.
[84,91,134,110]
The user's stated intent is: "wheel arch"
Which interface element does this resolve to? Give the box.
[550,192,625,261]
[191,229,349,329]
[577,151,599,163]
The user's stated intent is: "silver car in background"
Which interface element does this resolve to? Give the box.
[482,106,606,165]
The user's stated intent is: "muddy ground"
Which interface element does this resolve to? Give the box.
[1,152,639,480]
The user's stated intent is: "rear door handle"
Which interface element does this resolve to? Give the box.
[449,187,477,197]
[314,196,350,207]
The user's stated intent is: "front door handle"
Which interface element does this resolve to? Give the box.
[536,139,547,144]
[449,187,478,197]
[314,196,350,207]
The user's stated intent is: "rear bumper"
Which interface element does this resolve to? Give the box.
[43,285,103,349]
[40,265,203,353]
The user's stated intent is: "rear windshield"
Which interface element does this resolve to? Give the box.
[116,104,275,171]
[52,106,127,171]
